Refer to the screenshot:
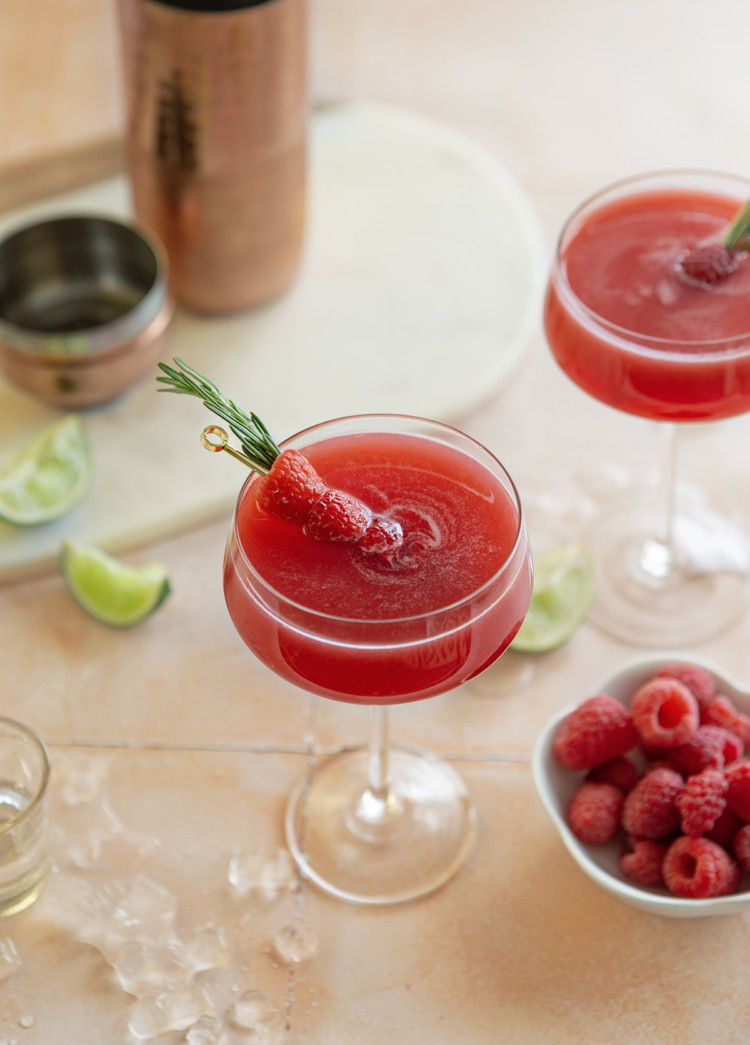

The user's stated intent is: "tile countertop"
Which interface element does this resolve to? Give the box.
[4,1,750,1043]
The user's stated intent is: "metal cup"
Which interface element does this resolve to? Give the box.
[0,214,173,407]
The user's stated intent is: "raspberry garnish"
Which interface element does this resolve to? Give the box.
[655,662,716,714]
[678,242,739,286]
[725,760,750,821]
[662,835,741,898]
[621,766,684,840]
[552,694,638,771]
[586,755,640,793]
[302,488,372,543]
[255,449,326,523]
[630,677,698,749]
[676,769,728,837]
[567,782,624,845]
[620,837,668,887]
[358,515,405,556]
[702,694,750,748]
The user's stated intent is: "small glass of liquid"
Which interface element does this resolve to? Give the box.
[0,718,50,916]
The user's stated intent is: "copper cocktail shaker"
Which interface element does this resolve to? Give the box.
[117,0,307,313]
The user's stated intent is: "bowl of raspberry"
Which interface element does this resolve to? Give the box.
[533,653,750,917]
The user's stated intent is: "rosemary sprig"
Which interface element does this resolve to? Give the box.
[156,357,280,474]
[722,198,750,252]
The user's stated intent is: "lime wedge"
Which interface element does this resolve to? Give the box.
[0,415,91,526]
[60,540,171,628]
[511,543,594,653]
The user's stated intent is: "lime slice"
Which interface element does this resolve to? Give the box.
[511,543,594,653]
[60,540,171,628]
[0,415,91,526]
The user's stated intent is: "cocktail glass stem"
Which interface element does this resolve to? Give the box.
[639,422,680,581]
[355,707,403,825]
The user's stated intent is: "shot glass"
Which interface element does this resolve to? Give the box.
[0,718,50,916]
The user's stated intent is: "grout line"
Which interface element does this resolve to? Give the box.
[45,737,532,765]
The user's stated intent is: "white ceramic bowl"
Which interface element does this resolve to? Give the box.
[533,652,750,918]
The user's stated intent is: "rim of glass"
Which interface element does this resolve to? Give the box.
[229,413,527,627]
[0,716,50,833]
[554,167,750,350]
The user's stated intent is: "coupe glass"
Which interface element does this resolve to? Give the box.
[223,414,532,904]
[544,170,750,646]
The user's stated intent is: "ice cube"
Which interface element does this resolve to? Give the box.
[228,848,263,898]
[0,938,20,984]
[231,989,270,1028]
[111,938,189,997]
[257,850,294,899]
[245,1009,285,1045]
[127,983,213,1039]
[272,921,318,964]
[184,927,229,974]
[186,1014,225,1045]
[228,847,294,900]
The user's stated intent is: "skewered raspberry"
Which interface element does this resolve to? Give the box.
[358,515,404,556]
[621,766,684,840]
[553,694,638,771]
[255,449,326,523]
[678,242,739,286]
[566,782,624,845]
[630,677,698,749]
[303,489,372,543]
[676,769,728,837]
[620,837,668,887]
[662,835,741,898]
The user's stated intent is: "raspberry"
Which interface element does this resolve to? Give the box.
[678,242,739,286]
[586,755,639,793]
[733,823,750,872]
[620,837,667,887]
[553,694,638,771]
[621,766,684,840]
[725,761,750,821]
[566,782,624,845]
[705,806,744,852]
[303,488,372,543]
[255,449,325,523]
[667,725,741,776]
[630,677,698,749]
[676,769,728,837]
[662,835,741,898]
[702,694,750,748]
[655,662,716,714]
[358,515,404,556]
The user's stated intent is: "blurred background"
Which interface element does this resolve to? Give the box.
[4,0,750,231]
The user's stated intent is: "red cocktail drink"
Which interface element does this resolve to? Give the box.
[223,413,532,903]
[224,423,531,704]
[545,176,750,422]
[543,171,750,646]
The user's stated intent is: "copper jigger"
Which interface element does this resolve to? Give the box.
[0,215,173,407]
[117,0,308,314]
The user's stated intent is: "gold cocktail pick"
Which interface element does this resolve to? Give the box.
[200,425,263,471]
